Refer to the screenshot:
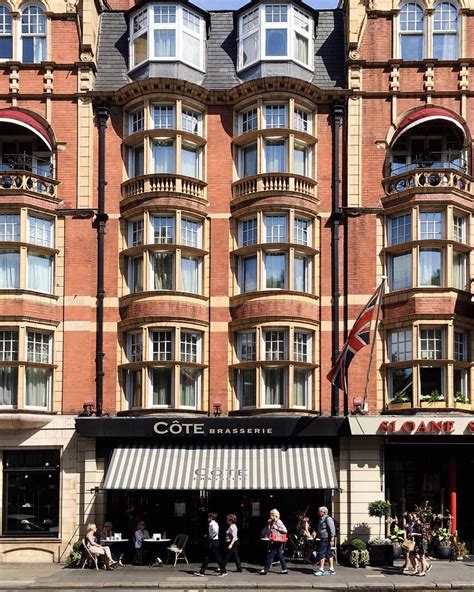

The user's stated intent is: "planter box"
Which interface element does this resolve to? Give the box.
[387,402,412,411]
[368,544,394,566]
[420,401,447,409]
[452,402,472,411]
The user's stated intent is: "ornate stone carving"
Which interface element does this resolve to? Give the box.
[80,51,93,62]
[349,49,361,61]
[66,0,78,13]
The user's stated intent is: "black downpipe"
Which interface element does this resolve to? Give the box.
[331,103,344,417]
[96,106,109,417]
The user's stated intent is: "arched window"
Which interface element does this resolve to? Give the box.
[433,2,458,59]
[399,3,424,60]
[0,6,12,60]
[21,5,46,63]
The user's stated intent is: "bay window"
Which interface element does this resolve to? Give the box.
[240,143,257,177]
[0,250,19,288]
[124,327,203,410]
[240,108,258,134]
[239,3,313,69]
[0,330,18,406]
[264,252,286,289]
[264,139,286,172]
[129,3,205,70]
[419,249,442,286]
[153,252,174,290]
[153,105,174,129]
[388,251,412,290]
[153,139,175,173]
[239,255,257,293]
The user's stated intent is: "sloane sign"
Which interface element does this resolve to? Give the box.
[348,416,474,436]
[379,419,474,435]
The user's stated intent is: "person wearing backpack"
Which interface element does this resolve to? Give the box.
[259,509,288,575]
[313,506,336,576]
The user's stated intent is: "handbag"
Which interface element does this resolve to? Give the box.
[401,539,415,553]
[269,529,287,543]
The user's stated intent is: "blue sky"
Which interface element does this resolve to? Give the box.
[193,1,339,10]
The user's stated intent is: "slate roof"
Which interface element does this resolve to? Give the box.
[94,8,345,93]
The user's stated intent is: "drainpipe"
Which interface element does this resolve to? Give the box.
[96,106,109,417]
[331,102,344,417]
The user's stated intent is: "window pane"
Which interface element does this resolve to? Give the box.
[265,252,286,289]
[294,255,309,292]
[240,256,257,292]
[181,218,201,248]
[181,109,201,134]
[183,8,201,32]
[389,329,412,362]
[154,30,176,57]
[151,367,172,406]
[265,105,286,128]
[389,252,412,290]
[154,5,176,23]
[294,218,310,245]
[294,331,309,362]
[420,366,444,399]
[0,367,17,406]
[182,31,200,66]
[265,29,287,56]
[128,332,142,362]
[129,256,143,293]
[181,145,199,178]
[0,250,19,288]
[265,330,285,360]
[242,30,259,65]
[454,368,467,399]
[294,368,309,407]
[294,108,310,133]
[0,330,18,361]
[129,109,144,134]
[4,449,60,537]
[266,5,288,22]
[153,252,174,290]
[433,34,457,59]
[239,368,256,407]
[27,332,50,363]
[400,34,423,60]
[265,215,287,242]
[27,253,52,293]
[152,330,172,361]
[420,212,443,239]
[295,32,308,64]
[126,368,141,407]
[0,36,12,60]
[264,140,286,172]
[133,33,147,66]
[25,367,50,408]
[419,249,442,286]
[153,216,174,244]
[0,214,19,241]
[241,108,258,133]
[153,106,174,129]
[420,328,443,360]
[242,8,259,33]
[180,332,199,363]
[239,218,257,247]
[129,144,144,177]
[22,36,46,63]
[388,367,413,401]
[153,140,175,173]
[294,144,308,176]
[129,219,144,247]
[28,216,53,247]
[180,368,199,407]
[239,332,256,361]
[0,6,12,34]
[181,256,200,293]
[241,144,257,177]
[453,251,466,290]
[389,214,412,245]
[454,330,466,361]
[453,215,466,243]
[264,367,285,405]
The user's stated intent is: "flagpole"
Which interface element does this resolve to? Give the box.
[361,277,386,412]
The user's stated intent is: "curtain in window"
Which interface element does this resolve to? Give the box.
[265,141,285,173]
[389,252,412,290]
[293,368,307,407]
[294,256,307,291]
[131,257,143,292]
[25,367,49,407]
[0,367,17,405]
[154,30,176,57]
[128,369,141,407]
[242,144,257,177]
[433,34,458,59]
[295,32,308,63]
[242,256,257,292]
[22,37,46,63]
[294,146,307,176]
[153,253,173,290]
[28,253,52,293]
[181,257,199,293]
[240,368,256,407]
[181,146,198,178]
[453,252,466,290]
[180,368,198,406]
[183,31,200,65]
[265,367,284,405]
[265,253,285,288]
[0,251,19,288]
[419,250,441,286]
[151,367,172,406]
[153,142,175,173]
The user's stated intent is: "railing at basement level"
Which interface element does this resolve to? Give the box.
[232,173,317,200]
[122,174,207,201]
[384,168,472,196]
[0,170,59,197]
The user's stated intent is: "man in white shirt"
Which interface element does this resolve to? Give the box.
[194,512,228,577]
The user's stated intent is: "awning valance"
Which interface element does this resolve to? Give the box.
[103,444,338,491]
[392,107,466,145]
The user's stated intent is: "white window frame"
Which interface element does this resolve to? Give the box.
[0,214,19,242]
[19,4,47,63]
[238,3,313,70]
[263,250,287,290]
[152,214,175,244]
[433,2,459,60]
[453,214,466,243]
[293,106,311,133]
[294,330,311,362]
[388,213,412,245]
[264,104,287,129]
[129,108,145,134]
[129,3,205,72]
[25,330,52,410]
[180,331,201,363]
[150,329,173,361]
[238,217,258,247]
[237,331,257,362]
[239,107,258,134]
[263,328,287,361]
[264,214,287,243]
[294,217,311,246]
[0,6,13,61]
[127,331,143,362]
[180,217,202,248]
[152,251,175,291]
[419,327,444,360]
[388,328,413,362]
[419,211,444,240]
[399,2,425,61]
[128,254,143,293]
[128,218,144,247]
[153,104,175,129]
[293,253,311,292]
[454,329,467,361]
[262,366,287,408]
[293,367,310,409]
[181,107,202,135]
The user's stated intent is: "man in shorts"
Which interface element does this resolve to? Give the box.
[313,506,336,576]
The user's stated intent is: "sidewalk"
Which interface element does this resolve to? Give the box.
[0,559,473,590]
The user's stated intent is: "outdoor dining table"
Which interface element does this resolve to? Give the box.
[100,539,130,564]
[142,538,171,567]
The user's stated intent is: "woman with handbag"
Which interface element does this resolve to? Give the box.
[259,509,288,575]
[402,513,417,573]
[409,513,432,576]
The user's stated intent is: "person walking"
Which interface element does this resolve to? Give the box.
[259,509,288,575]
[223,514,242,572]
[410,512,432,577]
[313,506,336,576]
[194,512,228,577]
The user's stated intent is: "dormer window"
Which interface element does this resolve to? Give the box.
[239,3,313,71]
[129,3,205,71]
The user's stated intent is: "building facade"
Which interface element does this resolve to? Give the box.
[1,0,473,563]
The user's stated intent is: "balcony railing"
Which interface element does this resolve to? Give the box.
[232,173,317,200]
[0,153,53,178]
[0,171,58,197]
[384,168,472,196]
[121,174,207,201]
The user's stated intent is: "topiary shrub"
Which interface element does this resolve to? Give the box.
[350,538,367,550]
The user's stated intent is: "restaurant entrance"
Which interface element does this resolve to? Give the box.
[104,488,329,562]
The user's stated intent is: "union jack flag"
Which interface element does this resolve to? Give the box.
[327,283,384,393]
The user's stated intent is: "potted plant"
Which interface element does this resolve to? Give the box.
[432,527,452,559]
[368,500,392,538]
[389,525,405,560]
[451,534,468,561]
[349,538,370,568]
[65,540,84,568]
[368,537,394,566]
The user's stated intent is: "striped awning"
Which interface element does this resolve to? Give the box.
[103,444,338,491]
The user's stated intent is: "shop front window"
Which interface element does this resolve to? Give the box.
[3,449,60,537]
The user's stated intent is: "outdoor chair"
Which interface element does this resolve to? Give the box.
[81,539,99,570]
[132,536,144,565]
[166,534,189,566]
[288,533,305,561]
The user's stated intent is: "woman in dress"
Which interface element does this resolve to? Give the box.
[85,523,116,570]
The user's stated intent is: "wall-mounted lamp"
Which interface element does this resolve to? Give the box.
[79,400,96,417]
[213,401,222,417]
[352,396,365,415]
